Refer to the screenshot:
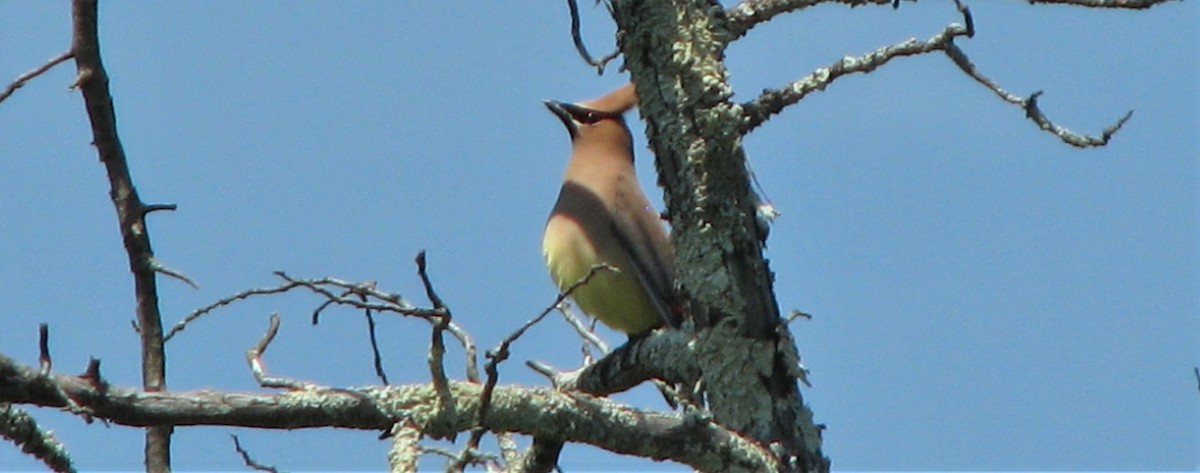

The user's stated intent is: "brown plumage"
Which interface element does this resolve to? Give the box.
[542,84,677,335]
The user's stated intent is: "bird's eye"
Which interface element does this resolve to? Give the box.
[583,112,599,123]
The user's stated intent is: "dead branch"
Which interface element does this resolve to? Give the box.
[454,264,617,472]
[230,434,281,473]
[739,5,973,132]
[738,1,1141,147]
[565,0,621,73]
[245,314,320,391]
[167,273,424,340]
[69,0,173,467]
[0,353,784,472]
[0,50,74,105]
[1026,0,1174,8]
[724,0,895,41]
[942,44,1134,148]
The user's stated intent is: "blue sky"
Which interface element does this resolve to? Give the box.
[1,2,1196,471]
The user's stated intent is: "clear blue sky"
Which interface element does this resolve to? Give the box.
[2,2,1196,471]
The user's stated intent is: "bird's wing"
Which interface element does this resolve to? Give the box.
[610,181,680,328]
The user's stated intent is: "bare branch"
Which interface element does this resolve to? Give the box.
[446,322,480,383]
[943,44,1135,148]
[242,316,316,388]
[458,264,616,472]
[415,251,453,412]
[1026,0,1175,8]
[245,314,318,391]
[740,10,972,133]
[149,256,199,289]
[556,304,611,356]
[166,272,422,341]
[0,403,76,473]
[0,50,74,105]
[565,0,621,74]
[787,310,813,324]
[415,250,447,311]
[739,1,1134,147]
[230,434,281,473]
[70,0,173,466]
[37,324,51,376]
[364,309,390,385]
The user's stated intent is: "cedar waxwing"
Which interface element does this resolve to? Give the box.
[542,84,678,335]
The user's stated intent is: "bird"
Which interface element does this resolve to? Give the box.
[542,83,679,336]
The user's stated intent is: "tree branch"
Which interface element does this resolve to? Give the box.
[724,0,895,41]
[1026,0,1175,8]
[0,353,784,472]
[532,329,699,397]
[0,403,76,473]
[70,0,173,469]
[738,1,1142,147]
[612,1,827,471]
[229,435,280,473]
[942,43,1134,148]
[0,50,74,105]
[739,8,972,133]
[565,0,621,74]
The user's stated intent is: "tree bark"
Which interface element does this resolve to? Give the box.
[611,1,828,471]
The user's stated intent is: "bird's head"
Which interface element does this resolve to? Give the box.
[543,100,629,142]
[545,83,639,160]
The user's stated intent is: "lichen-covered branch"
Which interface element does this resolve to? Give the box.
[0,353,783,472]
[541,329,699,397]
[725,0,894,41]
[0,403,76,473]
[739,7,972,133]
[610,1,827,471]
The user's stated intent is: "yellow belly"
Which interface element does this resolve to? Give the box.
[543,217,662,334]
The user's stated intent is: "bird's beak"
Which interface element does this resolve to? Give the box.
[544,100,578,139]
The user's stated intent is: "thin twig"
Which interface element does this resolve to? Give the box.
[0,49,74,105]
[364,309,390,385]
[166,272,422,341]
[230,435,281,473]
[556,304,610,356]
[446,322,480,383]
[149,256,199,289]
[30,327,93,420]
[415,251,453,408]
[942,43,1134,148]
[245,314,317,390]
[38,324,51,376]
[1026,0,1173,8]
[565,0,620,74]
[450,264,615,471]
[787,309,813,324]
